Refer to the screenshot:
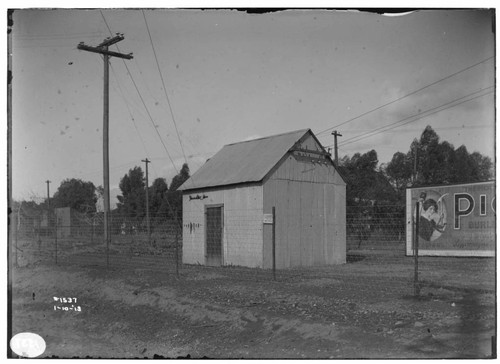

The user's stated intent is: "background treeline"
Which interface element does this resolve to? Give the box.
[15,126,494,223]
[339,125,494,246]
[14,163,191,228]
[339,125,493,206]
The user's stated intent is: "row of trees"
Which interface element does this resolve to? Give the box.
[116,163,190,221]
[340,125,493,246]
[17,163,191,223]
[339,125,494,205]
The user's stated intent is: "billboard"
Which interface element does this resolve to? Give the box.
[406,181,496,257]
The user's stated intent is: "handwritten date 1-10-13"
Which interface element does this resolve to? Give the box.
[54,305,82,312]
[53,297,77,303]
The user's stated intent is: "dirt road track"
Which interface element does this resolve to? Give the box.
[11,256,495,359]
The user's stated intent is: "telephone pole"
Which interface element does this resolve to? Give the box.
[331,130,342,167]
[45,180,51,209]
[77,34,133,265]
[413,144,418,185]
[142,158,151,243]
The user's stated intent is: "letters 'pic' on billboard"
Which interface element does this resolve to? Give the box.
[406,181,496,257]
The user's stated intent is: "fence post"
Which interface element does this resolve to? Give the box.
[37,219,41,251]
[175,224,180,279]
[55,216,58,265]
[15,214,19,268]
[106,220,109,268]
[414,201,420,296]
[272,206,276,281]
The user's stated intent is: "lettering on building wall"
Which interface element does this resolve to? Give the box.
[184,222,201,233]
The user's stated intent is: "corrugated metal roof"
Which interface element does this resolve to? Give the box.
[180,129,310,191]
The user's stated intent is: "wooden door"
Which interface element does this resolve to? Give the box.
[205,205,223,266]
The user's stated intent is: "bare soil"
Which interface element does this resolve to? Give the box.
[11,251,496,359]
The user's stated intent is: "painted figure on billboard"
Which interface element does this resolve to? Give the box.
[417,191,448,242]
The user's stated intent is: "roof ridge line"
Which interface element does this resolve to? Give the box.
[224,128,310,146]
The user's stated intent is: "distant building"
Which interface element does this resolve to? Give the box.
[55,207,96,238]
[179,129,347,269]
[55,207,73,238]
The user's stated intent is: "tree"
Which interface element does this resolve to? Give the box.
[418,126,440,184]
[166,163,190,220]
[149,177,169,217]
[409,126,493,186]
[117,166,146,218]
[385,151,413,200]
[448,145,479,183]
[469,152,494,182]
[169,163,190,191]
[52,178,97,213]
[432,141,455,184]
[339,150,396,205]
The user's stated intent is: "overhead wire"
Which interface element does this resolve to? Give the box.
[99,11,187,226]
[15,31,105,49]
[108,62,160,179]
[333,87,494,148]
[316,56,495,136]
[142,10,199,189]
[92,48,161,179]
[15,31,103,40]
[99,10,179,176]
[337,88,493,148]
[141,10,189,169]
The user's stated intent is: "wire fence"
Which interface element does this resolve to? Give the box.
[11,210,182,275]
[346,204,406,253]
[10,204,495,296]
[10,203,495,359]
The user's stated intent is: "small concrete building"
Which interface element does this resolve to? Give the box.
[179,129,346,269]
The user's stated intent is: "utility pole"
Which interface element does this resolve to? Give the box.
[142,158,151,243]
[46,180,52,236]
[413,143,418,185]
[45,180,51,209]
[77,34,133,266]
[331,130,342,167]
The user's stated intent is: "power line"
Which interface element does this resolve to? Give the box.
[123,63,179,174]
[15,31,103,40]
[335,87,493,148]
[140,10,197,190]
[108,61,160,179]
[109,64,148,152]
[142,10,188,166]
[317,56,494,136]
[100,11,179,176]
[100,11,183,230]
[13,44,85,49]
[318,124,492,138]
[338,87,493,147]
[321,87,492,149]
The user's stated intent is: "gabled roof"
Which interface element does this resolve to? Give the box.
[180,128,328,191]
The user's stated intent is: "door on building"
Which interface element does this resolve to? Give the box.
[205,205,223,266]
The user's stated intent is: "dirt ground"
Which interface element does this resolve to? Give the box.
[10,252,496,359]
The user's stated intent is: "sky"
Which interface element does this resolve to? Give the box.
[8,7,496,204]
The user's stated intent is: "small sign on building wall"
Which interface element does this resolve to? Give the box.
[263,213,274,224]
